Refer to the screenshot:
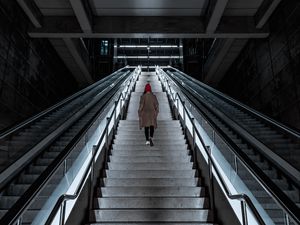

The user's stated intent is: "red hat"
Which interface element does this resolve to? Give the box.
[145,83,152,92]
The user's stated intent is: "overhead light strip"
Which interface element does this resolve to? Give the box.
[119,45,179,48]
[114,56,183,59]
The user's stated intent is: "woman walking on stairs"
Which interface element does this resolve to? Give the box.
[138,83,159,146]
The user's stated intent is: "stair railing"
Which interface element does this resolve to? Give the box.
[0,66,130,140]
[158,66,300,225]
[158,67,266,225]
[169,66,300,140]
[44,67,140,225]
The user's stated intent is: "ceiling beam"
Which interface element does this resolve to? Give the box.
[16,0,43,28]
[69,0,93,33]
[63,38,94,84]
[28,16,269,39]
[255,0,282,28]
[205,0,229,33]
[204,38,248,86]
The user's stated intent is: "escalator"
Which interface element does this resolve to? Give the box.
[158,66,300,225]
[1,65,298,225]
[0,67,138,225]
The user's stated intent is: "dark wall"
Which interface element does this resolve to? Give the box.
[0,0,79,131]
[218,0,300,130]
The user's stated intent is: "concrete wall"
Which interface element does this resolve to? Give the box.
[218,0,300,130]
[0,0,79,131]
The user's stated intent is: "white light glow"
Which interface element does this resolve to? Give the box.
[119,45,178,48]
[115,56,183,59]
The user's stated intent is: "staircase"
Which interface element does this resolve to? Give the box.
[88,72,216,224]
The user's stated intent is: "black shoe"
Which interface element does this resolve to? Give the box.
[149,137,154,146]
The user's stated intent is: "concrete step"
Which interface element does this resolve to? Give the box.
[107,162,193,170]
[115,131,183,136]
[94,197,208,209]
[99,187,205,197]
[117,129,182,134]
[111,150,189,157]
[114,135,184,140]
[118,124,181,128]
[102,178,199,187]
[89,209,212,223]
[113,139,186,145]
[112,144,187,151]
[109,155,190,163]
[106,170,196,178]
[119,120,180,124]
[88,223,217,225]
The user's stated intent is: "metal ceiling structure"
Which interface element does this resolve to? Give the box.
[16,0,282,86]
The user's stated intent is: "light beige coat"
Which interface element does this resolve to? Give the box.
[138,92,159,128]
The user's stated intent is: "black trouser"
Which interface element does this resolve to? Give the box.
[144,126,154,141]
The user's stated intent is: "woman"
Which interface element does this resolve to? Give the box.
[138,83,159,146]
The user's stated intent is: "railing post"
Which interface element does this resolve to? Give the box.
[234,155,238,174]
[212,130,215,147]
[192,118,196,151]
[183,101,186,135]
[114,101,117,132]
[207,146,215,214]
[105,117,110,168]
[64,159,67,175]
[241,200,248,225]
[89,145,96,209]
[120,98,123,120]
[16,217,22,225]
[176,98,179,120]
[284,213,290,225]
[59,201,66,225]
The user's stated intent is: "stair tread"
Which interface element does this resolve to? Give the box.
[94,197,208,209]
[90,209,213,222]
[100,187,205,197]
[102,178,199,186]
[106,170,196,178]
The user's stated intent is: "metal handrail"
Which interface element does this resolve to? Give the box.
[0,70,131,191]
[166,67,300,186]
[44,67,139,225]
[167,69,300,185]
[158,67,300,225]
[0,67,140,225]
[169,66,300,139]
[0,66,130,139]
[173,94,265,225]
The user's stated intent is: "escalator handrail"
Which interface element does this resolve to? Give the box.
[168,66,300,139]
[167,69,300,182]
[44,68,139,225]
[0,70,131,191]
[166,68,300,187]
[159,68,300,225]
[0,68,138,225]
[0,66,130,140]
[159,73,266,225]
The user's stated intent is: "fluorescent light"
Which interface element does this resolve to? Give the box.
[115,56,182,59]
[118,45,179,48]
[119,45,148,48]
